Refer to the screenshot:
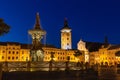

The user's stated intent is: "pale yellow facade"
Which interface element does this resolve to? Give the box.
[0,43,30,62]
[77,39,89,63]
[43,47,77,62]
[89,45,120,66]
[0,42,82,62]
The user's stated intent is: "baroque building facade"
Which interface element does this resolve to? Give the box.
[77,38,120,66]
[89,44,120,66]
[0,42,77,62]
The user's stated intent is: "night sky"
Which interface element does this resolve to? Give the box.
[0,0,120,49]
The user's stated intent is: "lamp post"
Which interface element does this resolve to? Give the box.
[65,56,70,71]
[74,50,82,68]
[49,52,55,71]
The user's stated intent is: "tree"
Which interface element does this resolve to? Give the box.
[0,18,10,36]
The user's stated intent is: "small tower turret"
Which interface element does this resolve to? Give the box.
[61,18,72,49]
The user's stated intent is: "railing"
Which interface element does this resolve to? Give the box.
[0,61,81,72]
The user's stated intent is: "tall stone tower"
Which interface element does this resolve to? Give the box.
[28,12,46,61]
[61,18,72,49]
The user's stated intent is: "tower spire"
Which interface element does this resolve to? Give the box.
[61,17,71,30]
[63,18,69,28]
[64,18,68,26]
[34,12,42,30]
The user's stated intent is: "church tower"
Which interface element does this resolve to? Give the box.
[61,18,72,49]
[28,12,46,61]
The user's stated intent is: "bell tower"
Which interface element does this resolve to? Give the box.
[61,18,72,49]
[28,12,46,61]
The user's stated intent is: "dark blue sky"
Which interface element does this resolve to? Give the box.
[0,0,120,49]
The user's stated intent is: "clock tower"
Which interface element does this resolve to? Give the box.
[28,12,46,61]
[61,18,72,49]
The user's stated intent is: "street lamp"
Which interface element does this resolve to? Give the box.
[49,52,55,71]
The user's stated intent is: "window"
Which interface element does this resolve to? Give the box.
[12,57,14,60]
[66,33,69,36]
[13,51,15,54]
[8,57,10,60]
[67,38,69,40]
[2,51,5,53]
[2,56,4,59]
[16,57,18,59]
[16,51,19,54]
[9,51,11,54]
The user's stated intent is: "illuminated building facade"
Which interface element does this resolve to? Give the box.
[77,39,89,63]
[0,42,30,62]
[77,38,120,66]
[89,44,120,66]
[0,42,78,62]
